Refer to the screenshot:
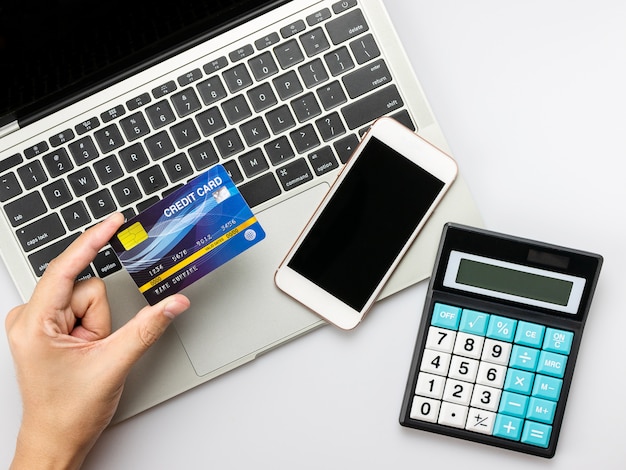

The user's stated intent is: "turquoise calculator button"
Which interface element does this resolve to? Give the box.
[504,368,534,395]
[526,397,557,424]
[493,415,523,441]
[537,351,568,378]
[499,391,529,418]
[543,328,574,355]
[431,303,462,330]
[532,375,563,401]
[509,345,540,372]
[521,421,552,448]
[459,309,490,335]
[514,321,545,348]
[486,315,517,342]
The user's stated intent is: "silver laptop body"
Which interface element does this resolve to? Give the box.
[0,0,482,422]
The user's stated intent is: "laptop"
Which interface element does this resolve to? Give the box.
[0,0,482,422]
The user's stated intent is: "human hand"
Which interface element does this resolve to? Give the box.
[5,213,190,469]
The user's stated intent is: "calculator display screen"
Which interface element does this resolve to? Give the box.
[443,251,586,314]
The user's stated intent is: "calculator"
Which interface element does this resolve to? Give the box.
[399,223,602,458]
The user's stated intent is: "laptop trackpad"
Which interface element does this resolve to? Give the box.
[173,183,328,377]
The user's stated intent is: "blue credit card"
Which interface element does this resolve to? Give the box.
[110,165,265,305]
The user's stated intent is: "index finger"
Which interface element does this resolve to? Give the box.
[33,213,125,305]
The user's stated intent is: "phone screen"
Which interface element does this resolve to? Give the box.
[287,137,445,311]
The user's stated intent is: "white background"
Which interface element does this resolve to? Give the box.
[2,0,625,468]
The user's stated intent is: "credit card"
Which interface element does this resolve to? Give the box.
[110,165,265,305]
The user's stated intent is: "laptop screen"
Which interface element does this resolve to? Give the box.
[0,0,283,126]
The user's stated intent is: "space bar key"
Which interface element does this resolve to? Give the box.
[238,172,282,208]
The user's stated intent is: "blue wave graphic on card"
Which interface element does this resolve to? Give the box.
[110,165,265,305]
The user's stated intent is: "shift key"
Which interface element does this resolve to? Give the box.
[341,84,404,130]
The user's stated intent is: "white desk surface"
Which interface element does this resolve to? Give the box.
[2,1,625,468]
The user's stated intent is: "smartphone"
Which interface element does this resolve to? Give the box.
[274,117,458,330]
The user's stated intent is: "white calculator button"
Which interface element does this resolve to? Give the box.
[420,349,451,376]
[448,356,479,382]
[415,372,446,399]
[443,378,474,406]
[410,396,441,423]
[438,402,469,428]
[465,408,496,435]
[425,326,457,353]
[481,338,512,365]
[476,362,507,389]
[470,384,502,412]
[453,332,485,359]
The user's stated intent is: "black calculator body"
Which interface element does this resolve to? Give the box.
[399,223,602,458]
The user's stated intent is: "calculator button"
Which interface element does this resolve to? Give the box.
[459,309,490,335]
[415,372,446,399]
[493,415,523,441]
[504,369,535,395]
[514,321,545,348]
[498,391,529,418]
[543,328,574,355]
[465,408,496,435]
[410,396,440,423]
[453,332,484,359]
[481,338,512,365]
[475,362,506,389]
[486,315,517,342]
[443,379,474,406]
[431,303,462,330]
[438,402,469,428]
[509,345,540,372]
[420,349,451,376]
[470,384,501,412]
[521,421,552,448]
[425,326,456,353]
[536,351,568,378]
[532,375,563,401]
[449,356,479,382]
[526,397,557,424]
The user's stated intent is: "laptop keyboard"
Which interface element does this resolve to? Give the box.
[0,0,415,281]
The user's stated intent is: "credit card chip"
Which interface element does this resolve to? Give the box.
[117,222,149,251]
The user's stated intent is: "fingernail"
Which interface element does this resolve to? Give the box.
[163,298,189,320]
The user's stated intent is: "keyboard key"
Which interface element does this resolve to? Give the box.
[274,39,304,69]
[137,197,160,213]
[222,160,244,184]
[42,180,72,209]
[120,112,151,141]
[255,32,280,50]
[24,141,49,159]
[146,100,176,129]
[343,59,392,99]
[68,167,98,197]
[94,124,125,153]
[196,76,228,105]
[299,58,329,88]
[280,20,306,38]
[324,46,355,76]
[317,81,347,110]
[291,92,322,122]
[152,80,177,98]
[101,105,125,123]
[94,155,124,185]
[240,117,270,146]
[17,160,47,190]
[126,92,152,110]
[521,421,551,448]
[276,158,313,191]
[163,153,194,182]
[290,124,320,153]
[350,33,381,65]
[93,248,123,277]
[341,84,404,130]
[315,112,345,141]
[333,133,359,163]
[171,88,202,117]
[0,153,23,174]
[308,146,338,176]
[264,136,295,165]
[43,148,74,178]
[196,107,227,136]
[332,0,357,14]
[145,131,175,160]
[306,8,331,26]
[177,68,203,86]
[0,172,23,202]
[68,136,100,166]
[75,117,100,135]
[237,172,281,208]
[214,129,245,158]
[273,70,303,100]
[326,8,369,45]
[222,64,253,93]
[112,178,143,207]
[86,189,117,219]
[266,105,296,134]
[170,119,201,148]
[4,192,47,227]
[300,27,331,57]
[203,56,228,74]
[221,95,252,125]
[138,166,168,194]
[248,52,278,81]
[238,149,269,178]
[247,83,278,112]
[118,143,150,172]
[49,129,75,147]
[229,44,254,62]
[61,201,92,231]
[16,213,66,252]
[188,141,219,171]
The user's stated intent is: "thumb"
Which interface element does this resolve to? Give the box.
[107,294,190,369]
